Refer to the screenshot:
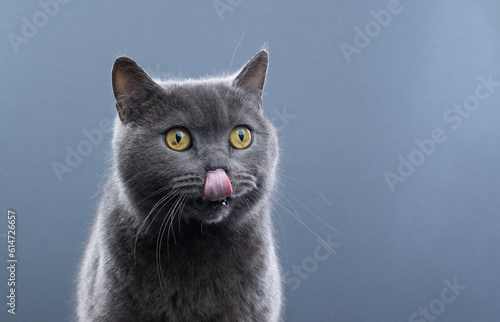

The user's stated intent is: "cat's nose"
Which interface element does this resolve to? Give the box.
[205,160,231,172]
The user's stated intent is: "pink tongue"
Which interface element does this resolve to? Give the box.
[204,169,233,201]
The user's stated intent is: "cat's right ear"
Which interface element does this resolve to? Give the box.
[233,50,269,109]
[111,56,157,122]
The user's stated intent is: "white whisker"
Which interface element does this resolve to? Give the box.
[274,199,336,255]
[284,191,343,235]
[134,190,179,267]
[282,174,333,206]
[157,195,183,291]
[229,28,246,71]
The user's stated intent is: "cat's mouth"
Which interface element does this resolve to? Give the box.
[183,169,254,224]
[213,197,229,207]
[201,169,233,223]
[186,196,231,224]
[199,196,230,209]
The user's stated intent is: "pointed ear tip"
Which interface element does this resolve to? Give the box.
[114,56,130,63]
[113,56,137,70]
[257,50,269,60]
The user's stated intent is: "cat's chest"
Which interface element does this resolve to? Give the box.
[120,239,265,318]
[133,238,259,281]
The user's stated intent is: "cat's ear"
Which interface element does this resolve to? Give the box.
[112,56,157,122]
[233,50,268,108]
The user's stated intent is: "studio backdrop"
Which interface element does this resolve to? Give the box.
[1,0,499,321]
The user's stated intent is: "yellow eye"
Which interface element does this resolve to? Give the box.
[166,128,191,151]
[230,126,252,149]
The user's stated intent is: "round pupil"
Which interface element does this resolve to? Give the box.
[175,131,184,143]
[237,129,245,142]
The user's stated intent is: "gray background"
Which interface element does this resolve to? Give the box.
[1,0,499,321]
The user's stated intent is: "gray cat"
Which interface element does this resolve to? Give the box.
[77,50,283,321]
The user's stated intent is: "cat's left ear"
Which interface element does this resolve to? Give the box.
[233,50,268,109]
[112,56,158,122]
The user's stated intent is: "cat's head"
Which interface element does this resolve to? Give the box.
[110,50,279,226]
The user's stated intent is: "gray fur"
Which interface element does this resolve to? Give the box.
[77,50,283,321]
